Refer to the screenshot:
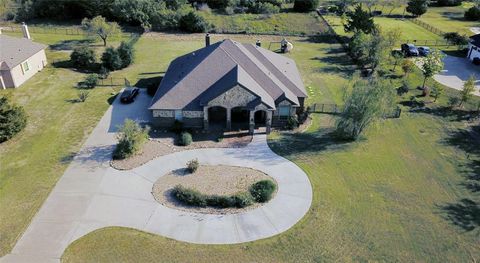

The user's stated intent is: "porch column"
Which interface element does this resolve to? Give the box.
[249,110,255,135]
[266,110,273,134]
[226,108,231,130]
[203,106,209,131]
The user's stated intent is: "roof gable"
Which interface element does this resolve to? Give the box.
[0,35,46,69]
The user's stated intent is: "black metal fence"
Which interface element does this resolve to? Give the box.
[308,103,402,118]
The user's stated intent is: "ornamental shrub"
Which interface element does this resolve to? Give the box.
[70,46,96,69]
[113,119,150,159]
[180,132,193,146]
[117,41,134,68]
[172,185,207,207]
[249,180,276,203]
[251,2,280,14]
[186,158,199,173]
[81,73,99,89]
[437,0,462,6]
[0,97,27,143]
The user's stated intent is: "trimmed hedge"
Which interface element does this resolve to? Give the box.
[171,185,254,208]
[249,180,276,203]
[180,132,192,146]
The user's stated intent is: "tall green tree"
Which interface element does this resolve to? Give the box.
[82,16,121,46]
[458,75,476,107]
[336,78,395,140]
[406,0,429,17]
[421,50,444,89]
[344,4,375,34]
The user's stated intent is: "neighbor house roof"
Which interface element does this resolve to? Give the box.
[470,34,480,47]
[0,35,47,70]
[149,39,306,111]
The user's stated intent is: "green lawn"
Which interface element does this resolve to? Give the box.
[0,31,122,256]
[418,4,477,36]
[200,10,329,36]
[61,35,480,262]
[324,14,443,42]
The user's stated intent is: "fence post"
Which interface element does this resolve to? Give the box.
[111,77,113,86]
[321,104,324,112]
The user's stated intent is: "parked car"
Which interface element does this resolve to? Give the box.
[418,46,430,56]
[401,43,419,57]
[120,87,140,103]
[473,57,480,66]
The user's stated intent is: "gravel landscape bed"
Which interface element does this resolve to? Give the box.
[111,130,252,170]
[152,165,277,214]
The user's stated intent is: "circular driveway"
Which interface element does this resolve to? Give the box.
[118,134,313,244]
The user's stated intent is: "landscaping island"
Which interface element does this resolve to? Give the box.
[152,165,277,214]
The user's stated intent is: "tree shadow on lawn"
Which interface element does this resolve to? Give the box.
[50,39,95,51]
[312,55,356,77]
[268,125,351,159]
[440,126,480,231]
[408,106,479,122]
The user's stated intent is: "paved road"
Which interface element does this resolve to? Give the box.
[1,90,312,263]
[434,55,480,96]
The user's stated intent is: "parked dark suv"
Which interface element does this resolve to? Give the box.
[120,87,140,103]
[418,46,430,56]
[401,43,419,57]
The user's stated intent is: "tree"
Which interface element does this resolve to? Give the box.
[443,32,469,47]
[401,59,415,76]
[82,16,121,46]
[70,46,96,69]
[101,47,123,70]
[421,50,444,89]
[113,119,150,159]
[406,0,428,17]
[336,78,395,140]
[430,83,444,102]
[465,6,480,21]
[348,29,390,73]
[179,11,210,33]
[385,0,406,16]
[293,0,320,12]
[0,97,27,143]
[344,4,375,34]
[117,41,134,68]
[458,75,476,107]
[392,51,404,71]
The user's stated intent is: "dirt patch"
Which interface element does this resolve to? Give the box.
[152,165,277,214]
[111,130,252,170]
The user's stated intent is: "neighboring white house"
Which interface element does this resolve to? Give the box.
[467,34,480,61]
[0,23,47,89]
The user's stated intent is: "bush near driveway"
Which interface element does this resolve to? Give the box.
[186,159,199,173]
[113,119,150,160]
[249,180,276,203]
[172,185,255,208]
[293,0,319,12]
[180,132,193,146]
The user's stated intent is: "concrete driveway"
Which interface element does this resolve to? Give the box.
[434,55,480,96]
[1,89,312,263]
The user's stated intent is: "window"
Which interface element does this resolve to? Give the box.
[278,106,290,117]
[21,61,29,74]
[175,110,183,121]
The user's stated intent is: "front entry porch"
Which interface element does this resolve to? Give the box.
[203,106,272,134]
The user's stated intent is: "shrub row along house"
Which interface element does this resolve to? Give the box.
[0,23,47,89]
[149,35,307,134]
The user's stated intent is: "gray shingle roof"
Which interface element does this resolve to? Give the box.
[149,39,306,111]
[0,35,47,69]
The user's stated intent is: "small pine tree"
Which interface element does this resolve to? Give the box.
[459,75,476,108]
[0,97,27,143]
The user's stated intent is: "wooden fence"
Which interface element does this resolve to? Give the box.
[308,103,402,119]
[411,18,446,37]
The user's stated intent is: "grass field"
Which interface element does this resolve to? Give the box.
[418,4,477,36]
[324,14,443,42]
[0,31,127,256]
[61,35,480,262]
[200,9,328,36]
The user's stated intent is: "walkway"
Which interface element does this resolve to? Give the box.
[1,90,312,263]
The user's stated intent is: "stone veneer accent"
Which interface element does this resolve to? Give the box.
[153,110,174,118]
[207,85,257,108]
[183,111,204,118]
